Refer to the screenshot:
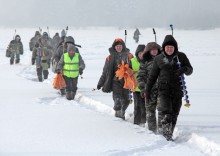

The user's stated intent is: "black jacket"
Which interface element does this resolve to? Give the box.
[98,39,133,93]
[146,51,193,97]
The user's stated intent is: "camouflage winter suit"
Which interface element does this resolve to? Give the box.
[32,36,53,82]
[7,35,23,64]
[29,31,41,52]
[137,42,161,132]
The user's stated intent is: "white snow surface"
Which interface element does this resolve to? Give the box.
[0,27,220,156]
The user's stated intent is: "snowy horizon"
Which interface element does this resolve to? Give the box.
[0,0,220,29]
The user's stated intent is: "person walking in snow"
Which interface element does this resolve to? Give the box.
[144,35,193,140]
[55,44,85,100]
[52,32,60,52]
[32,33,53,82]
[29,31,41,52]
[137,42,161,133]
[52,36,80,95]
[97,38,133,120]
[6,35,23,65]
[133,28,141,43]
[130,44,146,125]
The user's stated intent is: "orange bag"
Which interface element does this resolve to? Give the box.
[53,73,66,90]
[115,61,137,92]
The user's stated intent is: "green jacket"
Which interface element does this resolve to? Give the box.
[131,57,141,92]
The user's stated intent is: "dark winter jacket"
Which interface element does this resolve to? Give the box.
[32,37,53,65]
[97,39,133,93]
[146,36,193,97]
[29,31,41,51]
[7,35,23,55]
[137,42,161,92]
[52,33,60,51]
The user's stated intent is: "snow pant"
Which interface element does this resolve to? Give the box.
[145,88,158,133]
[133,36,139,43]
[157,93,182,137]
[47,58,51,68]
[63,76,78,100]
[133,92,146,125]
[36,60,49,82]
[10,51,20,64]
[112,80,129,119]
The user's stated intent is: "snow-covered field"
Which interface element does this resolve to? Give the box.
[0,27,220,156]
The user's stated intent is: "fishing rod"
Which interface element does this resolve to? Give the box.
[124,29,133,104]
[65,26,68,36]
[170,24,173,36]
[47,26,50,37]
[13,29,16,40]
[152,28,157,43]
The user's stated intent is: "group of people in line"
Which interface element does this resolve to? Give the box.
[97,33,193,141]
[6,29,85,100]
[5,28,193,141]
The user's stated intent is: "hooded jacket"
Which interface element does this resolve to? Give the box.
[137,42,161,92]
[7,35,23,55]
[29,31,41,51]
[146,35,193,97]
[98,39,133,93]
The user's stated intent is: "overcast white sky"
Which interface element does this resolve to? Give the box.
[0,0,219,29]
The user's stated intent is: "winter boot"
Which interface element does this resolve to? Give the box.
[161,114,173,141]
[38,76,43,82]
[66,92,72,100]
[121,110,125,120]
[15,59,20,64]
[115,110,125,120]
[71,92,76,100]
[43,70,49,79]
[10,59,14,65]
[146,111,157,133]
[60,89,66,96]
[115,110,121,118]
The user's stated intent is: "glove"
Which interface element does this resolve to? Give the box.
[55,69,61,74]
[176,67,187,76]
[97,84,102,90]
[31,58,35,65]
[140,91,145,98]
[35,42,39,48]
[79,68,83,75]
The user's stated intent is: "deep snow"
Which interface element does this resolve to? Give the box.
[0,27,220,156]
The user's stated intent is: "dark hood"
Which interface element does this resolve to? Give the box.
[162,35,178,52]
[135,44,145,57]
[15,35,21,42]
[109,38,129,53]
[142,42,161,62]
[35,31,41,37]
[135,44,145,62]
